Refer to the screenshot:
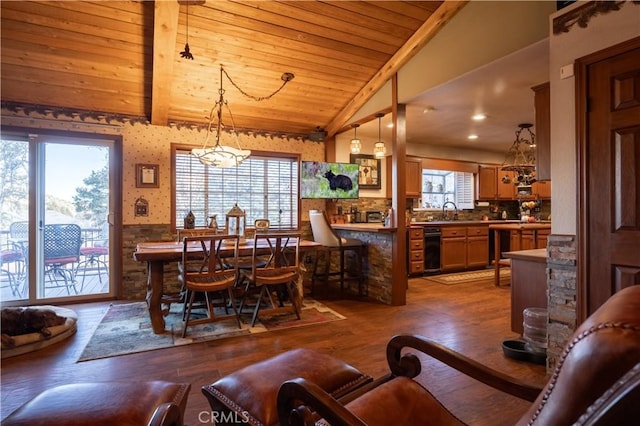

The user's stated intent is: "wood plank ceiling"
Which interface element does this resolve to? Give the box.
[0,1,466,138]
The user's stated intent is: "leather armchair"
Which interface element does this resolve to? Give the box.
[278,285,640,425]
[4,381,190,426]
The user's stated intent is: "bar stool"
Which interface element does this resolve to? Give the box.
[309,210,365,296]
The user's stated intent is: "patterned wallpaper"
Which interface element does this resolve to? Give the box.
[0,112,327,225]
[122,122,328,224]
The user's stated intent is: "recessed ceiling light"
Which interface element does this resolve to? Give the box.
[423,106,436,113]
[472,113,487,121]
[468,134,479,140]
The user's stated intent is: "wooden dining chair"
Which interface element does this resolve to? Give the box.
[239,231,302,327]
[178,234,242,338]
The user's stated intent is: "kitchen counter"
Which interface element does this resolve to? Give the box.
[331,223,396,233]
[488,222,552,230]
[503,248,547,262]
[413,220,551,226]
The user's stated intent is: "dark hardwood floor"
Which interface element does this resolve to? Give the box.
[1,277,547,425]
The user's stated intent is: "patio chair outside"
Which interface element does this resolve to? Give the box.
[44,224,82,295]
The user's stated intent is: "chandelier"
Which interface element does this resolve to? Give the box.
[373,112,386,158]
[191,66,295,168]
[501,123,537,186]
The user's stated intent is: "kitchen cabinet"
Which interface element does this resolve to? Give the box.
[466,225,489,268]
[478,165,551,200]
[441,225,488,272]
[536,229,550,248]
[497,170,517,199]
[533,82,551,181]
[532,180,551,199]
[477,166,497,200]
[407,227,425,276]
[386,156,422,198]
[477,166,517,200]
[441,227,467,271]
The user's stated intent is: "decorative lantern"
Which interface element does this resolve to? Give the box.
[225,203,246,241]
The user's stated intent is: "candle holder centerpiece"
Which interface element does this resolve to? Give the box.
[225,203,246,242]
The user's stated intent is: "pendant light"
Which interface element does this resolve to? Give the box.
[191,65,294,168]
[179,1,194,60]
[350,123,361,154]
[373,112,386,158]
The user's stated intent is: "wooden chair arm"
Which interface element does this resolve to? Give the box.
[386,334,543,402]
[277,377,367,426]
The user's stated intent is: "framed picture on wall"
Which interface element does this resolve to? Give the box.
[350,154,381,189]
[135,163,159,188]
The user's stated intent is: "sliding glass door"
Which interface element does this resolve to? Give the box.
[0,132,117,303]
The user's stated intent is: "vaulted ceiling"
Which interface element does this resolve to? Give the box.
[0,1,466,139]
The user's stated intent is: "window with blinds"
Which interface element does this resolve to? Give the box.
[421,169,474,210]
[174,147,299,230]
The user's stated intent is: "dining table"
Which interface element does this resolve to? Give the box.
[133,237,322,334]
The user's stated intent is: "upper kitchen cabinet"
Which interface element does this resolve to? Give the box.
[497,170,518,199]
[477,165,550,200]
[477,166,497,200]
[386,156,422,198]
[477,166,517,200]
[532,180,551,199]
[532,82,551,181]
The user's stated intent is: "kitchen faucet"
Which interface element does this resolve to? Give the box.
[442,201,458,221]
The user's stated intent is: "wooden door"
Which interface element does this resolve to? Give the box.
[578,37,640,319]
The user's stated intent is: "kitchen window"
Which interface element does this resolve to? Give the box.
[421,169,474,210]
[173,145,299,230]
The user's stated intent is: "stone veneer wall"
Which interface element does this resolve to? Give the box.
[333,229,394,304]
[334,198,551,223]
[546,234,577,372]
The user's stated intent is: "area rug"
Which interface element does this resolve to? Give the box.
[78,299,344,362]
[424,268,510,285]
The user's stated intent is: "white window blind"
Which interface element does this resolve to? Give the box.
[454,172,474,210]
[175,149,299,229]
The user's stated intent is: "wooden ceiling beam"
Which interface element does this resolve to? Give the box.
[151,1,179,126]
[324,1,468,136]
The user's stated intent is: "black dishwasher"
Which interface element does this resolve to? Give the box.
[424,227,441,275]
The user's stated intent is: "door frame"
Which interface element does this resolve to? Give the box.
[1,125,123,303]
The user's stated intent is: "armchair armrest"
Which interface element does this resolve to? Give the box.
[386,334,542,402]
[148,402,183,426]
[278,377,367,426]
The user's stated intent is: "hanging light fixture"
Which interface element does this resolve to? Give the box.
[373,112,386,158]
[179,1,194,60]
[350,123,361,154]
[191,65,295,168]
[501,123,537,191]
